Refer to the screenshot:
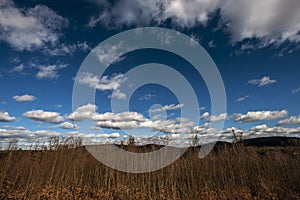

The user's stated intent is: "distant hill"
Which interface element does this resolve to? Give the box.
[238,136,300,147]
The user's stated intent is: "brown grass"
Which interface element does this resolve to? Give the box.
[0,138,299,200]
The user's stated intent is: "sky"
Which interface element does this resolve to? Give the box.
[0,0,300,148]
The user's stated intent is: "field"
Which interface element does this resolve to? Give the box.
[0,137,300,200]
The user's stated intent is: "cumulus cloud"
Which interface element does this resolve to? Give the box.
[0,0,68,51]
[209,113,228,122]
[91,107,194,134]
[13,94,36,102]
[95,120,139,130]
[59,122,78,129]
[248,76,276,87]
[220,0,300,45]
[141,118,195,134]
[249,124,300,136]
[68,103,97,121]
[93,111,146,122]
[89,0,221,28]
[0,125,27,130]
[200,112,210,120]
[162,0,219,27]
[277,116,300,126]
[89,0,300,48]
[149,103,184,113]
[23,110,64,123]
[235,110,288,123]
[77,132,121,141]
[0,111,16,122]
[75,72,127,99]
[199,112,228,122]
[0,128,60,143]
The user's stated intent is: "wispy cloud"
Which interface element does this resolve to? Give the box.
[149,103,184,113]
[10,64,25,73]
[236,95,250,102]
[35,64,67,80]
[139,93,155,101]
[292,87,300,94]
[248,76,276,87]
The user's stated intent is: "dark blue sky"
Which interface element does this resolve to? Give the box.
[0,0,300,147]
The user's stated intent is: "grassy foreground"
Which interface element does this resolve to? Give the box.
[0,137,299,200]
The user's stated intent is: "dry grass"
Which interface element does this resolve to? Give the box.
[0,138,299,200]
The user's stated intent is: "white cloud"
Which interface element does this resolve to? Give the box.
[191,123,209,133]
[10,64,25,73]
[236,95,250,102]
[0,128,60,143]
[139,93,155,101]
[93,41,130,65]
[199,106,206,111]
[0,1,67,51]
[75,73,127,99]
[96,120,139,130]
[44,41,90,56]
[220,0,300,45]
[0,111,16,122]
[209,113,228,122]
[200,112,210,120]
[199,112,228,122]
[149,103,184,113]
[88,0,165,28]
[108,132,120,138]
[90,0,300,48]
[93,111,146,122]
[92,109,194,134]
[77,132,121,140]
[248,76,276,87]
[54,104,63,108]
[0,125,26,130]
[110,89,126,100]
[235,110,288,123]
[163,0,220,27]
[59,122,78,129]
[292,87,300,94]
[23,110,64,123]
[13,94,36,102]
[68,103,97,121]
[249,124,300,136]
[36,64,67,80]
[277,116,300,126]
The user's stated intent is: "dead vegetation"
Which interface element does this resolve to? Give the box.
[0,136,299,200]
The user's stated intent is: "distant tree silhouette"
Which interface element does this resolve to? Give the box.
[128,135,135,146]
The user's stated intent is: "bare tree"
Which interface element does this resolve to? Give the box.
[7,139,18,151]
[192,134,200,147]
